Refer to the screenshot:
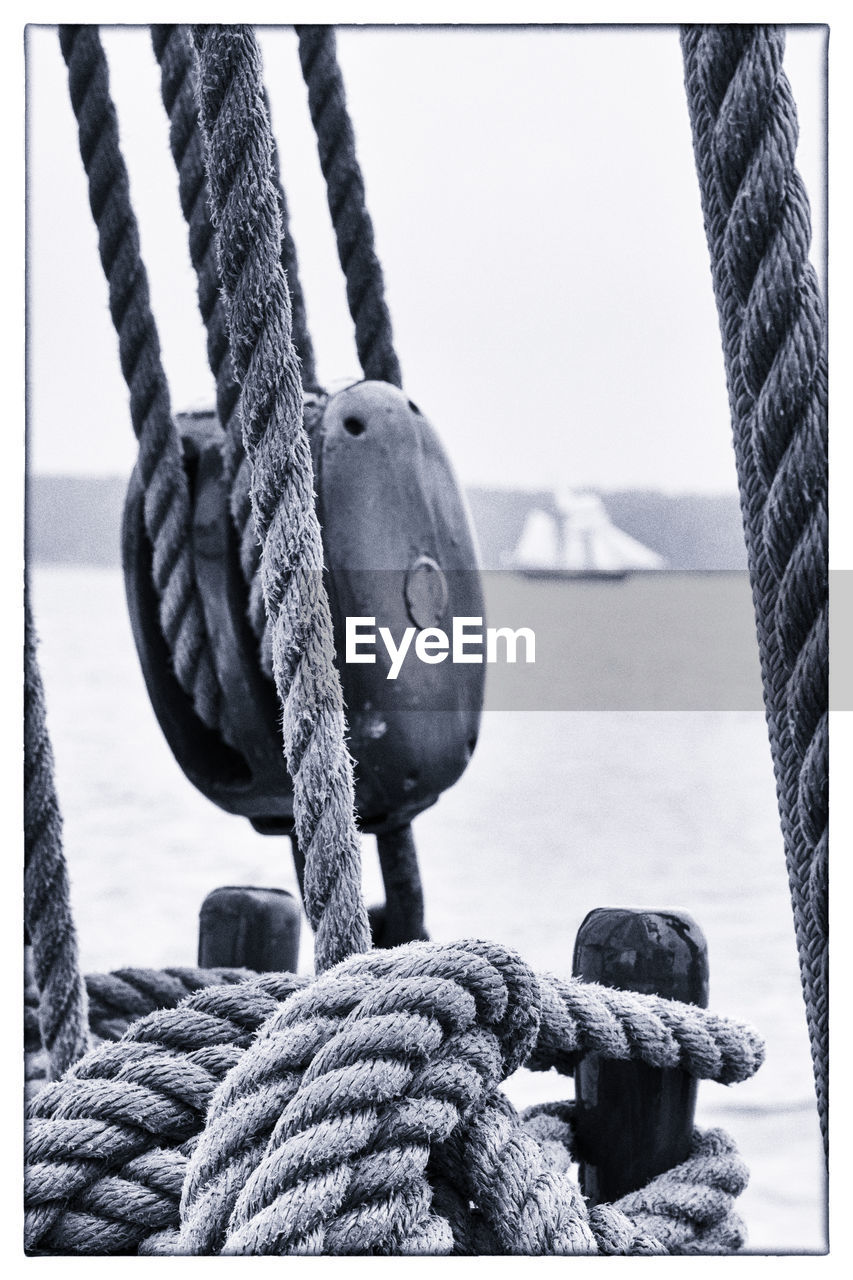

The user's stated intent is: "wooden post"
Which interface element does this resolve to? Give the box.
[373,824,428,947]
[198,885,301,973]
[572,907,709,1204]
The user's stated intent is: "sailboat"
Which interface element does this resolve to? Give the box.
[509,490,666,580]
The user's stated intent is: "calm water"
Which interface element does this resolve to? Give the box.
[30,565,826,1253]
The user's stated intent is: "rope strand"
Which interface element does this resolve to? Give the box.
[151,25,318,435]
[58,25,223,734]
[680,24,828,1150]
[296,25,402,387]
[189,24,371,972]
[151,24,320,660]
[24,593,90,1080]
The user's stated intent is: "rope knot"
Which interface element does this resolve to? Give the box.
[180,940,540,1253]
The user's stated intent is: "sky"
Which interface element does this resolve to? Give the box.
[25,24,827,494]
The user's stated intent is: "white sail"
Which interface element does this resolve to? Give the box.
[512,508,561,568]
[510,491,665,573]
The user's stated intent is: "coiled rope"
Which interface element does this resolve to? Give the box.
[681,24,828,1152]
[58,25,223,736]
[25,941,762,1255]
[25,957,258,1095]
[80,965,254,1040]
[297,25,403,388]
[25,972,309,1254]
[190,23,371,973]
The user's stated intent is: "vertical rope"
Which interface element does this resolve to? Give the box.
[152,25,324,655]
[59,25,222,733]
[296,25,403,388]
[680,24,828,1151]
[150,23,243,470]
[150,24,319,455]
[190,24,371,972]
[265,86,319,394]
[24,592,90,1078]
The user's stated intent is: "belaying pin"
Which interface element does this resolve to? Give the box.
[572,907,710,1203]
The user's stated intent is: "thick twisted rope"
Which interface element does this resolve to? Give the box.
[83,965,254,1040]
[189,24,371,972]
[151,24,317,414]
[151,21,257,637]
[530,971,763,1082]
[25,948,51,1097]
[151,25,320,657]
[296,25,402,388]
[24,598,90,1080]
[177,941,541,1253]
[25,974,309,1254]
[27,956,764,1092]
[25,941,761,1255]
[26,964,258,1098]
[149,25,425,942]
[58,25,222,735]
[435,1095,748,1254]
[150,25,240,467]
[681,25,828,1150]
[180,953,761,1256]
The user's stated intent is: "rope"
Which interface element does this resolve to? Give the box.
[296,25,403,388]
[26,956,764,1095]
[151,24,320,657]
[58,25,222,735]
[25,973,309,1254]
[434,1096,748,1254]
[24,595,90,1080]
[31,29,769,1255]
[680,24,828,1151]
[83,966,255,1040]
[152,25,317,407]
[25,941,762,1255]
[150,25,241,468]
[26,964,260,1099]
[529,971,764,1082]
[189,24,371,973]
[151,25,425,947]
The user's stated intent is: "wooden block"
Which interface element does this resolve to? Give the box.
[573,906,709,1204]
[198,885,301,973]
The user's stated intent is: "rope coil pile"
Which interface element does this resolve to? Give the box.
[25,941,762,1255]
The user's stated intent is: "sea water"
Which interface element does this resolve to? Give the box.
[29,565,826,1253]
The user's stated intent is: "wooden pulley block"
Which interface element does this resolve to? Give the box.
[122,382,484,836]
